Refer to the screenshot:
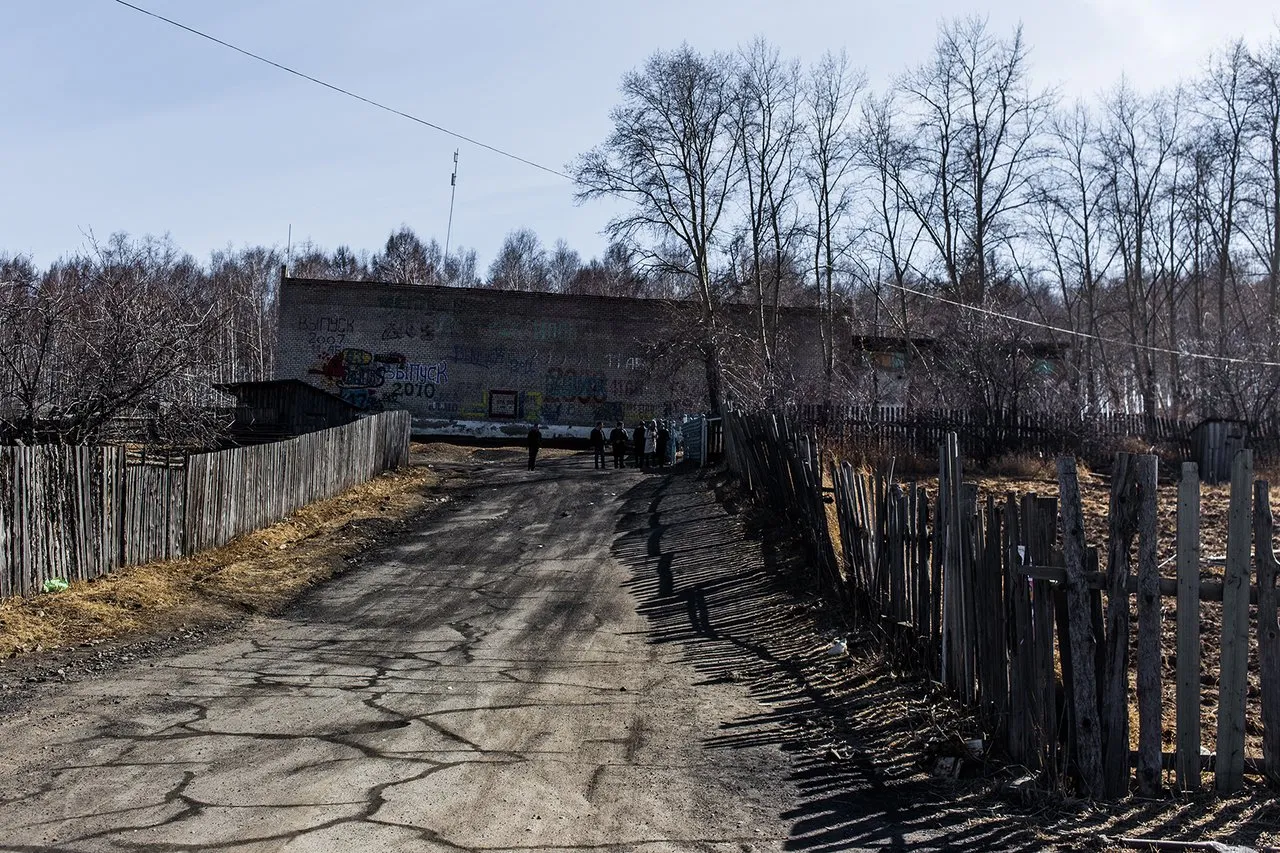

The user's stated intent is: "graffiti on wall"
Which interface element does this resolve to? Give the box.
[285,290,684,424]
[605,353,648,372]
[381,322,436,342]
[299,316,355,357]
[308,348,449,410]
[544,368,607,404]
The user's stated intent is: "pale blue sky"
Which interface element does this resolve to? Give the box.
[3,0,1278,271]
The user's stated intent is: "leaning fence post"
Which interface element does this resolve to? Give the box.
[1176,462,1202,791]
[1057,456,1103,799]
[1216,449,1253,795]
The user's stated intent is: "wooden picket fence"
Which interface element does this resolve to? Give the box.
[0,411,411,598]
[724,410,1279,798]
[788,404,1268,470]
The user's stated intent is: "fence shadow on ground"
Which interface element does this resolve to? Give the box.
[611,470,1280,851]
[611,471,1046,852]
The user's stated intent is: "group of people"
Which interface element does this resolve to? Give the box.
[591,420,674,470]
[525,419,679,470]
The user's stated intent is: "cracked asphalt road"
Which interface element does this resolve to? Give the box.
[0,453,801,852]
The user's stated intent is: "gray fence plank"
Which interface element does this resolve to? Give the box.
[1216,449,1253,794]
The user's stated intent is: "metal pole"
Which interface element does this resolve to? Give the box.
[444,149,459,260]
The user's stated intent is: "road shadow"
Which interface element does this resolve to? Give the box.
[611,471,1280,851]
[610,471,1030,851]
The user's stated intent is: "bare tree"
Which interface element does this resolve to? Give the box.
[1098,80,1182,415]
[566,241,650,298]
[0,254,63,442]
[207,245,283,381]
[574,45,741,410]
[858,91,926,350]
[546,239,582,293]
[442,247,479,287]
[732,37,803,377]
[896,17,1053,303]
[372,226,437,284]
[804,50,865,385]
[1246,32,1280,355]
[1193,40,1255,352]
[487,228,550,291]
[1029,101,1118,410]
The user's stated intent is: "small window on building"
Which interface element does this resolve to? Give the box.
[489,390,517,418]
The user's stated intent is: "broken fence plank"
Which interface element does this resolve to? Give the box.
[1057,456,1104,799]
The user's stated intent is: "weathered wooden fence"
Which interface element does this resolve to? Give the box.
[789,404,1280,472]
[0,411,410,597]
[724,410,1279,798]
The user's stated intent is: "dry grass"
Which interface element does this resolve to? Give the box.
[0,442,478,660]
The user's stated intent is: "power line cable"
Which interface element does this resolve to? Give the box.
[108,0,573,182]
[879,278,1280,368]
[97,1,1280,372]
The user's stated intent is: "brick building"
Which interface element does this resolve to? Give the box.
[278,276,820,433]
[276,276,836,433]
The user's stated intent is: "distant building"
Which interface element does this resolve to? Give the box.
[275,276,830,432]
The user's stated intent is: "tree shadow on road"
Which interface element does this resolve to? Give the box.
[611,471,1056,851]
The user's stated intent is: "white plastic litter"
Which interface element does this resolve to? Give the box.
[826,638,847,656]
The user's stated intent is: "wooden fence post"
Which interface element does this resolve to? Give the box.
[1135,454,1162,796]
[1253,481,1280,784]
[1004,494,1031,767]
[1057,456,1103,799]
[1102,452,1139,799]
[1176,462,1202,791]
[1216,449,1253,795]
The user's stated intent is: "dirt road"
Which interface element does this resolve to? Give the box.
[0,453,825,852]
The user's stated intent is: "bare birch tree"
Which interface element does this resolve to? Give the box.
[896,17,1052,303]
[804,50,865,384]
[573,45,741,410]
[732,38,803,377]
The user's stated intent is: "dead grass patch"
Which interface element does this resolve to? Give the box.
[0,443,478,660]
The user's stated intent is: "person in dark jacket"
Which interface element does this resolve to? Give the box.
[609,421,628,468]
[656,421,670,468]
[590,421,606,469]
[526,423,542,470]
[632,422,647,469]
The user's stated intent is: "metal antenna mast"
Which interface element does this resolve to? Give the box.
[444,149,459,259]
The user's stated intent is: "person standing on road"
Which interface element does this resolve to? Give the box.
[632,421,647,469]
[610,421,628,468]
[590,421,607,470]
[644,420,657,468]
[656,421,670,469]
[526,423,542,470]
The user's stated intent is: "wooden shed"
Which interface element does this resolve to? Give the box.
[215,379,361,443]
[1190,418,1249,484]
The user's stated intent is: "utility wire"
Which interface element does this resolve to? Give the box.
[99,1,1280,372]
[880,278,1280,368]
[108,0,573,182]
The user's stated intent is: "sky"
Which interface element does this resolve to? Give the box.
[2,0,1279,274]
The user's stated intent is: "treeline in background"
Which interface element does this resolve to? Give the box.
[4,17,1280,444]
